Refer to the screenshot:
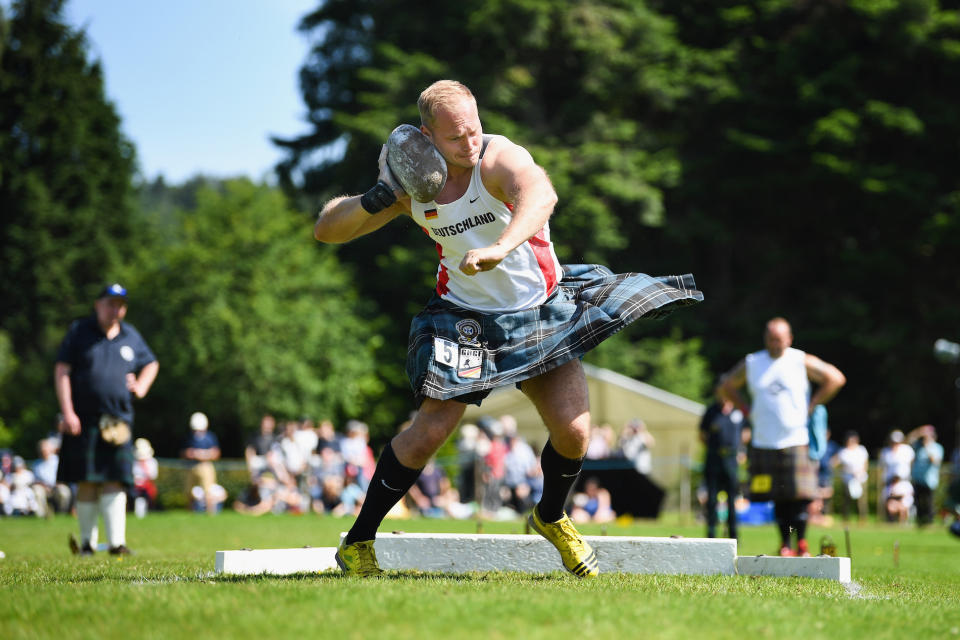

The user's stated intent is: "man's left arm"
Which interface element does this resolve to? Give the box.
[127,360,159,399]
[207,437,222,462]
[805,354,846,412]
[459,140,558,275]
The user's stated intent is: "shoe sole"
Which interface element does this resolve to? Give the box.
[527,514,599,578]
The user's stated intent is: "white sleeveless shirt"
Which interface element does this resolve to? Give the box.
[409,135,562,313]
[745,347,810,449]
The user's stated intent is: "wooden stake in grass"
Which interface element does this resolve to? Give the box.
[893,540,900,568]
[844,526,852,559]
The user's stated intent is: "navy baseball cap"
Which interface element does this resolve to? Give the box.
[97,283,128,299]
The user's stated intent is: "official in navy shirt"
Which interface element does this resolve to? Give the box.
[699,381,749,540]
[55,283,158,556]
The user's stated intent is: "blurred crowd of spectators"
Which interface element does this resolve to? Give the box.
[0,437,71,517]
[0,411,642,524]
[813,425,955,527]
[700,422,960,531]
[4,411,959,537]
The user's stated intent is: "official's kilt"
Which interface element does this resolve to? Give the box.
[56,413,135,486]
[748,445,818,502]
[406,263,703,405]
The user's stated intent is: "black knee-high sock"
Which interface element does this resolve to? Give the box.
[793,500,810,542]
[345,443,421,545]
[536,440,584,523]
[774,501,793,546]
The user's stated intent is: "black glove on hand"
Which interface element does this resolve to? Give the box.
[360,181,398,214]
[360,144,406,214]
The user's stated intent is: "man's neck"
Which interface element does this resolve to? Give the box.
[99,321,121,339]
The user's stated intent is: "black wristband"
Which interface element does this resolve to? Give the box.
[360,181,398,214]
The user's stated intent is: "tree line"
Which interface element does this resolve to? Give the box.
[2,0,959,457]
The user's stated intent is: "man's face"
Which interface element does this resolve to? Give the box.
[261,415,275,433]
[94,296,127,329]
[422,98,483,171]
[763,321,792,357]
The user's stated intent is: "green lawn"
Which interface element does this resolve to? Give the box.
[1,511,958,639]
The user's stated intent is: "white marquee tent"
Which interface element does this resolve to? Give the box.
[461,363,707,491]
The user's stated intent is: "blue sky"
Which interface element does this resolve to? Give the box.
[62,0,318,183]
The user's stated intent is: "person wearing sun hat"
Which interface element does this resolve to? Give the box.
[54,283,158,556]
[181,411,222,515]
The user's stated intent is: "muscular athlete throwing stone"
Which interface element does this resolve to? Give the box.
[315,80,703,577]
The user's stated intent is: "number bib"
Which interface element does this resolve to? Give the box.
[434,337,485,379]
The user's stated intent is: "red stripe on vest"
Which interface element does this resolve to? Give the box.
[434,240,450,296]
[527,229,558,296]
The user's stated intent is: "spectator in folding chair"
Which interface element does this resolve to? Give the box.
[181,412,221,515]
[31,436,72,517]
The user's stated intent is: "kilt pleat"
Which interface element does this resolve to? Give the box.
[406,263,703,405]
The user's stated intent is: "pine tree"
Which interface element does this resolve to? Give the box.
[0,0,137,448]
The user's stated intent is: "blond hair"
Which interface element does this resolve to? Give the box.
[418,80,475,128]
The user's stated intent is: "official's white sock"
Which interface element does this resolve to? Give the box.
[99,491,127,548]
[76,500,99,548]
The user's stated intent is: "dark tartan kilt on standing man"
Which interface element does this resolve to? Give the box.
[747,445,819,503]
[58,415,137,486]
[408,264,702,404]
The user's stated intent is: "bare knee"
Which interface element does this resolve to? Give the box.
[393,424,448,465]
[392,400,466,468]
[76,482,99,501]
[549,416,591,459]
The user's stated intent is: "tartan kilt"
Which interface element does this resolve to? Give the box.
[56,413,135,486]
[748,445,818,502]
[406,263,703,406]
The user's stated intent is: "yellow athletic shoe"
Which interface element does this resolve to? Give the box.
[528,508,599,578]
[335,539,384,577]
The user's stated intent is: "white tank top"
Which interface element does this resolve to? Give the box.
[745,347,810,449]
[409,135,562,312]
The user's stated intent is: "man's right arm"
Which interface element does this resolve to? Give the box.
[54,362,81,435]
[314,144,412,244]
[314,194,408,244]
[719,360,749,413]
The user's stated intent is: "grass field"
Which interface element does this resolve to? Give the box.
[2,511,958,639]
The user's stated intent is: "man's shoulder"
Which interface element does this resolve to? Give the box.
[479,135,531,171]
[700,402,721,423]
[58,315,97,357]
[66,315,97,335]
[119,322,147,341]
